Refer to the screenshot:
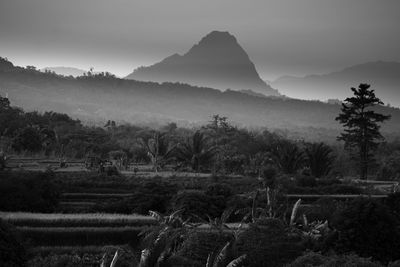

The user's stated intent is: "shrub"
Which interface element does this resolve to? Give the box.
[316,178,342,186]
[288,251,383,267]
[27,254,88,267]
[0,171,60,212]
[100,245,138,267]
[296,176,317,187]
[17,226,142,247]
[304,198,346,222]
[0,220,26,267]
[384,192,400,219]
[177,230,232,264]
[94,180,178,214]
[236,218,305,267]
[205,183,233,198]
[330,198,400,263]
[172,190,226,220]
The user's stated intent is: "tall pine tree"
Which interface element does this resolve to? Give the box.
[336,83,391,179]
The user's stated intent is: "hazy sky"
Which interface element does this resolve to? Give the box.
[1,0,399,80]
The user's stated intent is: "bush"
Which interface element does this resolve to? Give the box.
[384,192,400,219]
[330,198,400,263]
[18,226,143,247]
[236,218,305,267]
[296,176,317,187]
[100,245,138,267]
[94,180,178,214]
[205,183,233,198]
[0,171,60,212]
[288,251,383,267]
[27,254,88,267]
[177,230,232,265]
[304,197,346,222]
[0,220,26,267]
[172,190,226,220]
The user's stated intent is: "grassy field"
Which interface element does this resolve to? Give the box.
[0,212,156,227]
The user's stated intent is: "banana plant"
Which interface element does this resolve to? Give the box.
[206,241,247,267]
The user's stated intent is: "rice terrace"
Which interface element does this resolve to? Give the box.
[2,1,400,266]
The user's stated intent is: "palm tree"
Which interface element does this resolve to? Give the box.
[305,142,335,178]
[271,141,304,174]
[175,131,217,173]
[141,131,175,173]
[138,210,196,267]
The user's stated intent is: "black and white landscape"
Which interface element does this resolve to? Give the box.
[1,1,400,267]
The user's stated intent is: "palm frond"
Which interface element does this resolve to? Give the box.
[226,254,247,267]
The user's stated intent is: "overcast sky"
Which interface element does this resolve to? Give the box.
[1,0,399,80]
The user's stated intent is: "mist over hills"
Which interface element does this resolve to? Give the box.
[272,61,400,107]
[1,57,400,142]
[40,67,88,77]
[126,31,280,97]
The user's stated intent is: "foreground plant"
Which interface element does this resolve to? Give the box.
[206,241,247,267]
[138,209,196,266]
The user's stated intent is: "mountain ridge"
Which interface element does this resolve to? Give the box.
[1,57,399,142]
[272,61,400,106]
[126,31,280,96]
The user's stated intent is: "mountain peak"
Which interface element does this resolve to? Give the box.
[198,31,237,44]
[126,31,280,96]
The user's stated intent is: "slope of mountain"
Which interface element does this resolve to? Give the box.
[1,57,400,142]
[272,61,400,107]
[41,67,88,77]
[126,31,280,96]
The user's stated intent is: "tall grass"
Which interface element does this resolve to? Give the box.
[17,226,144,247]
[0,212,156,227]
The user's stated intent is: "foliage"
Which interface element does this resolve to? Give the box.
[27,254,87,267]
[17,226,142,247]
[236,218,305,267]
[0,220,26,267]
[140,131,175,172]
[377,151,400,180]
[305,142,335,178]
[138,210,196,267]
[271,140,305,174]
[175,130,217,172]
[287,251,383,267]
[0,171,60,212]
[330,198,400,263]
[336,83,391,179]
[205,183,233,199]
[172,190,226,220]
[384,192,400,219]
[94,180,178,214]
[178,231,233,265]
[295,176,317,187]
[0,212,155,228]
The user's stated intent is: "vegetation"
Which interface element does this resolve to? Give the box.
[1,80,400,266]
[336,83,391,179]
[0,220,26,267]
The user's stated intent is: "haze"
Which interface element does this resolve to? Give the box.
[1,0,399,82]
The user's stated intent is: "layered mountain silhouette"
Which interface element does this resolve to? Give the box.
[272,61,400,107]
[2,57,400,142]
[126,31,280,96]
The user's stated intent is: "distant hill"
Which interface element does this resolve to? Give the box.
[272,61,400,107]
[126,31,280,96]
[40,67,88,77]
[1,57,400,142]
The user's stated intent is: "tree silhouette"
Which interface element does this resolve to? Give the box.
[336,83,391,179]
[141,131,175,172]
[175,130,217,172]
[271,140,304,174]
[305,142,335,178]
